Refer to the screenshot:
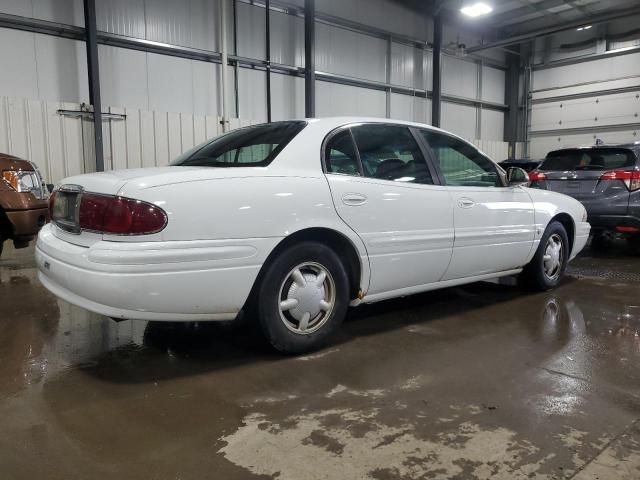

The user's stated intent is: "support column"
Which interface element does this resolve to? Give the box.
[504,53,520,158]
[265,0,272,122]
[304,0,315,118]
[83,0,104,172]
[431,12,442,128]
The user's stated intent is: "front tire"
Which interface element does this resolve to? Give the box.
[256,242,349,354]
[521,221,569,291]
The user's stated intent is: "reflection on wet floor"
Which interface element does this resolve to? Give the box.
[1,242,640,479]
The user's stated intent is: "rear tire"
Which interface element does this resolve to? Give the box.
[256,241,349,354]
[521,221,569,291]
[590,231,612,252]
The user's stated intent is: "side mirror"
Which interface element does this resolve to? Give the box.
[46,184,54,193]
[506,167,530,187]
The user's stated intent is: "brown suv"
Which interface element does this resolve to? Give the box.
[0,153,50,257]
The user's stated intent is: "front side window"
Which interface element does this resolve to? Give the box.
[171,121,306,167]
[420,131,501,187]
[325,130,361,176]
[351,125,433,184]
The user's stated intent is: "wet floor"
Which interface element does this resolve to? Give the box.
[1,241,639,479]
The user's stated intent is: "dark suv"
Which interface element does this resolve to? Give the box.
[529,144,640,247]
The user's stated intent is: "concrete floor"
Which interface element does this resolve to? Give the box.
[1,241,639,480]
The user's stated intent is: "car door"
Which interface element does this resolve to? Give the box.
[418,129,535,281]
[323,123,455,296]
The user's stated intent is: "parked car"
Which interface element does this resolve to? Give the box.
[529,144,640,248]
[0,153,50,257]
[499,158,543,172]
[36,118,590,353]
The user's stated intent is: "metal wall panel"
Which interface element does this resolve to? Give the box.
[471,139,509,161]
[316,22,387,83]
[270,74,304,121]
[96,0,146,39]
[481,66,505,104]
[389,93,431,125]
[316,81,386,118]
[99,45,220,116]
[236,1,266,60]
[270,8,304,68]
[0,95,259,184]
[96,0,219,50]
[0,0,84,26]
[479,109,505,142]
[316,0,430,40]
[442,56,478,100]
[441,102,477,140]
[391,42,420,89]
[237,68,268,123]
[0,97,84,183]
[0,28,88,104]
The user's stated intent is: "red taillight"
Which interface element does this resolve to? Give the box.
[599,170,640,191]
[528,171,546,181]
[616,226,640,233]
[79,193,167,235]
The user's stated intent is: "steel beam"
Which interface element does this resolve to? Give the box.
[83,0,104,172]
[504,55,520,158]
[466,5,640,53]
[432,12,442,127]
[265,0,272,122]
[304,0,315,118]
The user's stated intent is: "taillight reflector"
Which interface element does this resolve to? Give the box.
[599,170,640,191]
[79,193,167,235]
[528,171,546,181]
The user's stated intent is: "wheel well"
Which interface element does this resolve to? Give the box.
[551,213,575,254]
[0,207,14,240]
[252,228,363,301]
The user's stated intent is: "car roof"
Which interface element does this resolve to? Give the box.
[549,143,640,151]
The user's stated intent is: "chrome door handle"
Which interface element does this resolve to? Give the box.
[342,193,367,206]
[458,197,475,208]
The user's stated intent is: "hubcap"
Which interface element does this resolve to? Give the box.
[278,262,336,335]
[542,233,563,280]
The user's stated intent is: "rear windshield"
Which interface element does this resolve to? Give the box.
[540,148,637,171]
[171,121,306,167]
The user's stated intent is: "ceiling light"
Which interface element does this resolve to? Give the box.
[576,25,592,31]
[460,2,493,17]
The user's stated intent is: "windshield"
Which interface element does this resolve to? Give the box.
[540,148,637,171]
[171,121,306,167]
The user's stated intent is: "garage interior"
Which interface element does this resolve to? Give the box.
[1,0,640,479]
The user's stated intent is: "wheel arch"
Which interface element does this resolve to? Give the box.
[550,213,575,255]
[0,206,14,239]
[248,227,365,307]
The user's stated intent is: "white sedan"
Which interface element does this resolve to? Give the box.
[37,118,590,353]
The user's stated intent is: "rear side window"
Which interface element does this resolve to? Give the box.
[325,130,361,176]
[541,148,637,171]
[171,121,306,167]
[351,125,433,184]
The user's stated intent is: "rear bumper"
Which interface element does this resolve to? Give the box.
[36,224,279,321]
[587,213,640,232]
[6,207,49,238]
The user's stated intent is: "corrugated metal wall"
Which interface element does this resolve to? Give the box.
[0,95,258,184]
[0,0,510,178]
